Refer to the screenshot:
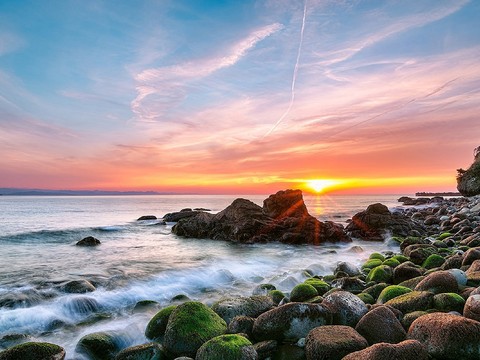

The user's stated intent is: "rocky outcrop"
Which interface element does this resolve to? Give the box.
[172,189,351,244]
[457,146,480,196]
[345,203,425,241]
[76,236,101,246]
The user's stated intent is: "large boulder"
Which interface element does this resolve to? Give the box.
[342,340,429,360]
[0,342,65,360]
[76,236,101,246]
[321,291,368,327]
[408,312,480,359]
[252,303,332,341]
[172,190,350,244]
[346,203,425,241]
[195,334,257,360]
[76,332,122,360]
[115,343,165,360]
[211,296,274,324]
[305,325,368,360]
[162,302,227,358]
[355,305,406,345]
[457,147,480,196]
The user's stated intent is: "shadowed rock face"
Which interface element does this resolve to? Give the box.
[172,189,351,245]
[345,203,425,241]
[457,147,480,197]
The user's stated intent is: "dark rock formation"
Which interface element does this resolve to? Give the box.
[76,236,101,246]
[345,203,425,241]
[172,189,350,244]
[0,342,66,360]
[163,209,202,222]
[137,215,157,221]
[457,146,480,196]
[342,340,429,360]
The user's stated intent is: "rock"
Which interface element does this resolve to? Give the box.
[196,334,257,360]
[211,296,274,324]
[322,291,368,327]
[402,244,437,265]
[227,316,255,338]
[271,344,305,360]
[330,277,365,294]
[334,262,361,277]
[76,332,122,360]
[355,306,406,345]
[442,254,463,269]
[289,284,318,302]
[252,303,332,341]
[462,247,480,266]
[345,203,425,241]
[385,291,434,314]
[163,210,201,222]
[163,302,227,358]
[433,293,465,313]
[252,284,276,296]
[302,279,330,295]
[76,236,101,246]
[0,334,35,349]
[457,148,480,196]
[342,340,429,360]
[137,215,157,221]
[267,290,286,305]
[172,190,351,245]
[408,312,480,359]
[0,342,65,360]
[64,296,101,315]
[401,311,428,330]
[376,285,412,304]
[145,305,177,340]
[464,294,480,322]
[115,343,165,360]
[61,280,96,293]
[414,271,459,294]
[366,265,393,283]
[305,325,368,360]
[252,340,277,360]
[422,254,445,269]
[446,268,468,286]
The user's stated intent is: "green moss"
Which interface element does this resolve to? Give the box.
[356,292,375,304]
[376,285,412,304]
[289,283,318,302]
[438,232,453,240]
[392,255,410,263]
[384,291,434,314]
[145,305,177,340]
[76,332,120,360]
[0,342,64,360]
[433,293,465,313]
[268,290,285,305]
[391,236,404,244]
[369,253,385,261]
[422,254,445,269]
[303,278,330,295]
[322,275,335,283]
[366,265,393,283]
[196,334,255,360]
[362,282,388,301]
[382,258,400,268]
[361,259,383,270]
[398,276,425,290]
[401,311,428,330]
[437,248,451,255]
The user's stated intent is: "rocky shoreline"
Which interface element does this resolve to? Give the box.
[2,192,480,359]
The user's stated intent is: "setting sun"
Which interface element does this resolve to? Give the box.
[305,179,340,193]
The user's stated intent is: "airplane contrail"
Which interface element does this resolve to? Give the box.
[264,0,307,138]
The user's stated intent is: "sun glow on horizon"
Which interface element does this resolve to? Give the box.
[305,179,341,194]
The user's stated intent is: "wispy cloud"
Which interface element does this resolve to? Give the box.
[131,23,283,122]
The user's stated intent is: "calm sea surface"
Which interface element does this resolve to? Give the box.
[0,194,405,358]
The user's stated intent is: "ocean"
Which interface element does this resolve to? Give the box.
[0,194,405,358]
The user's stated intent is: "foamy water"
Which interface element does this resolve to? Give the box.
[0,194,404,358]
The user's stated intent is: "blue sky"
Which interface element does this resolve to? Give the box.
[1,0,479,193]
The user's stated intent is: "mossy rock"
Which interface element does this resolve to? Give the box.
[290,284,318,302]
[398,276,425,290]
[385,291,434,314]
[76,332,121,360]
[115,342,165,360]
[376,285,412,304]
[356,293,375,304]
[268,290,286,305]
[0,342,65,360]
[362,259,383,270]
[438,232,453,240]
[303,279,330,295]
[252,284,276,296]
[362,283,388,301]
[145,305,177,340]
[382,258,400,268]
[392,255,410,263]
[196,334,257,360]
[322,275,335,283]
[366,265,393,283]
[369,253,385,261]
[433,293,465,313]
[163,301,227,358]
[401,311,428,330]
[422,254,445,269]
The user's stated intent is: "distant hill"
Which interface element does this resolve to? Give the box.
[0,188,174,196]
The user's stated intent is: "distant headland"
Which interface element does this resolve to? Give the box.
[0,188,174,196]
[415,191,461,197]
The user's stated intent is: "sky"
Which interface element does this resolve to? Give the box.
[0,0,479,195]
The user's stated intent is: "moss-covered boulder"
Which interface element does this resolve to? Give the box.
[362,283,388,301]
[212,296,274,324]
[361,259,383,270]
[252,303,332,341]
[76,332,122,360]
[393,262,424,284]
[356,293,375,304]
[385,291,434,314]
[376,285,412,304]
[414,271,459,294]
[403,244,438,265]
[145,305,177,340]
[289,284,318,302]
[355,305,406,345]
[196,334,257,360]
[163,301,227,358]
[382,258,400,268]
[366,265,393,283]
[392,255,410,263]
[369,253,385,261]
[422,254,445,269]
[115,343,165,360]
[305,325,368,360]
[268,290,285,305]
[0,342,65,360]
[438,232,453,240]
[433,293,465,313]
[303,278,330,295]
[401,311,428,331]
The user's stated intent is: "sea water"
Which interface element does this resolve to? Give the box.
[0,194,404,358]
